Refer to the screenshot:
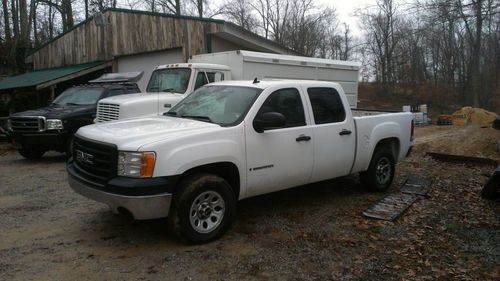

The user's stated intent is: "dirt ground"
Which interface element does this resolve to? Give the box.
[0,126,499,281]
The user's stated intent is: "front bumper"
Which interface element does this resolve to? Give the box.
[67,162,176,220]
[9,131,68,150]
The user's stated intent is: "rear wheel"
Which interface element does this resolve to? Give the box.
[168,173,236,244]
[18,148,45,159]
[360,147,395,191]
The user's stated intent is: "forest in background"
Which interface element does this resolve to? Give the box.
[1,0,499,112]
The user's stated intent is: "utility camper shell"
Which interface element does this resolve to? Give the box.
[190,50,361,107]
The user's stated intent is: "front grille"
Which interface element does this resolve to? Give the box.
[10,116,45,133]
[73,135,117,184]
[96,103,120,122]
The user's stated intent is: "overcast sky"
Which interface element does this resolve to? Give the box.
[315,0,376,35]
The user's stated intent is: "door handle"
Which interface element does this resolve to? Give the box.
[296,135,311,142]
[339,129,352,136]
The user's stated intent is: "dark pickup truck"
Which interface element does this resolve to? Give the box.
[7,72,142,159]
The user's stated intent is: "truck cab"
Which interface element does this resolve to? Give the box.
[95,63,230,122]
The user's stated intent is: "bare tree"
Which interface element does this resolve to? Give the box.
[221,0,257,32]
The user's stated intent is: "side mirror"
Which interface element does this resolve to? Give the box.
[253,112,286,133]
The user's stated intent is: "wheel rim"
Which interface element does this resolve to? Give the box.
[375,157,392,185]
[189,191,225,234]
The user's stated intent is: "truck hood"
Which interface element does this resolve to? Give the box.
[101,92,183,105]
[11,104,95,119]
[76,116,220,150]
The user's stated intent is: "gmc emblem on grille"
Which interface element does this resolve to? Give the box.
[76,149,94,165]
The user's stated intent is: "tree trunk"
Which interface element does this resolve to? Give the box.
[471,0,483,107]
[2,0,11,40]
[19,0,27,39]
[175,0,180,15]
[85,0,89,19]
[61,0,73,31]
[12,0,19,38]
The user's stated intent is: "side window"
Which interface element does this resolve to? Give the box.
[194,72,208,90]
[106,88,126,97]
[307,87,346,124]
[195,71,225,90]
[256,88,306,128]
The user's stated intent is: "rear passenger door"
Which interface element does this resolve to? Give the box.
[306,87,356,182]
[245,87,313,197]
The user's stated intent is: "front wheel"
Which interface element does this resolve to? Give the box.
[168,173,236,244]
[18,148,45,159]
[360,147,395,191]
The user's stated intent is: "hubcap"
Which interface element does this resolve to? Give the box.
[376,157,392,185]
[189,191,225,234]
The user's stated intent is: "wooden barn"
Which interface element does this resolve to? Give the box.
[0,8,296,115]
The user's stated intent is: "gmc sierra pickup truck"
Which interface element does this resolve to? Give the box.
[67,80,413,243]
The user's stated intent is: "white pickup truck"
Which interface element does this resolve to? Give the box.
[67,80,413,244]
[95,50,360,122]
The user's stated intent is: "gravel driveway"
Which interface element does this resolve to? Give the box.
[0,128,499,280]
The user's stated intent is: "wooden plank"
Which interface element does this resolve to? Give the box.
[427,152,498,166]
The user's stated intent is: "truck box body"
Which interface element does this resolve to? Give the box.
[190,50,361,108]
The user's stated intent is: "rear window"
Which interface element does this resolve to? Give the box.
[307,87,346,124]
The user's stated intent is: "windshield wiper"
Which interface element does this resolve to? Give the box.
[164,111,178,117]
[65,102,80,106]
[180,115,213,123]
[161,88,174,92]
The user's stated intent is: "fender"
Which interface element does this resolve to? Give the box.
[355,121,402,172]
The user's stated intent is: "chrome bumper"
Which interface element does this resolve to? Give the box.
[68,174,172,220]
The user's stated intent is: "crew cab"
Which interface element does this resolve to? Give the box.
[7,72,141,158]
[67,80,413,243]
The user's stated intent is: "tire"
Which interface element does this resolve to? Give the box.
[481,169,500,199]
[18,148,45,159]
[168,173,236,244]
[360,147,395,191]
[65,135,74,159]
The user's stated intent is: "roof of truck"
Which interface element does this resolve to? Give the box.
[207,79,341,89]
[155,63,231,71]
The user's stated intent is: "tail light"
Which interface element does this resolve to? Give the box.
[410,119,415,141]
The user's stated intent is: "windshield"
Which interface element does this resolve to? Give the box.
[146,68,191,93]
[52,87,104,106]
[166,85,262,126]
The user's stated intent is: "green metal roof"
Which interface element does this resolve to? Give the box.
[0,61,105,91]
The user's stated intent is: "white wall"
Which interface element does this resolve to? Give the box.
[116,48,184,92]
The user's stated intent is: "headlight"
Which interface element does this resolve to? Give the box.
[46,119,63,130]
[117,151,156,178]
[6,119,12,131]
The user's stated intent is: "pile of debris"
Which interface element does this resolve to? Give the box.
[451,107,497,126]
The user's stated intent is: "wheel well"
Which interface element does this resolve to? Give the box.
[375,138,400,160]
[180,162,240,199]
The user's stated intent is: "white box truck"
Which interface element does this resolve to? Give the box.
[95,50,361,122]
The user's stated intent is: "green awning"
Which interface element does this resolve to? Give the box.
[0,61,110,91]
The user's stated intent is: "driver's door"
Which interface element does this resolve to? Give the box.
[245,87,313,197]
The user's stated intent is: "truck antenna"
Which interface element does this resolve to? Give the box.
[253,77,260,84]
